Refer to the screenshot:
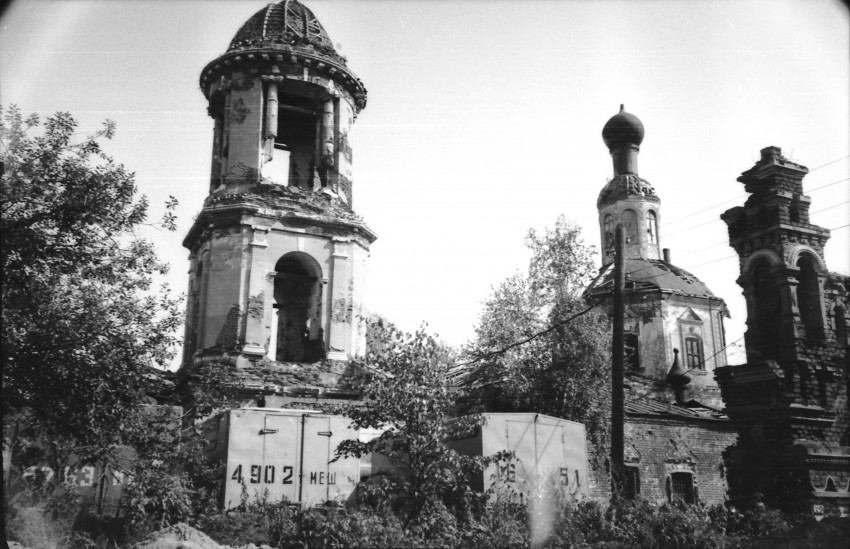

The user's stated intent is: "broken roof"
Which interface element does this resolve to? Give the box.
[585,258,722,302]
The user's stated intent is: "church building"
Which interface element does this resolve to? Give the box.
[584,107,737,505]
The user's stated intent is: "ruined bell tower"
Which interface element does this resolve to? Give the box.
[182,0,376,373]
[716,147,850,516]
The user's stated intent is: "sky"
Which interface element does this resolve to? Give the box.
[2,0,848,369]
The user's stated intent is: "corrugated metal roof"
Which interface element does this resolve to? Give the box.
[626,397,729,421]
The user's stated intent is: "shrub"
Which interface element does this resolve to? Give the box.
[296,507,408,549]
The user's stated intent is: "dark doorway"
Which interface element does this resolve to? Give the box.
[274,252,324,363]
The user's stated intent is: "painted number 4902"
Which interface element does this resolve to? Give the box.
[231,464,293,484]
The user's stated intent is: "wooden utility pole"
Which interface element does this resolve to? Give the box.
[611,223,625,499]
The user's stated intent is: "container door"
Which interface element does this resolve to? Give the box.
[299,416,332,506]
[532,420,563,484]
[261,413,301,504]
[506,419,535,489]
[224,410,263,508]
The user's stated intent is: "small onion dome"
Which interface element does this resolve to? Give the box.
[602,105,645,150]
[666,347,691,384]
[666,349,692,404]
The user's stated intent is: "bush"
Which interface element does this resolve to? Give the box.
[297,507,409,549]
[6,507,72,549]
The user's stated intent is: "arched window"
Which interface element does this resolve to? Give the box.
[624,332,640,371]
[603,214,614,253]
[647,210,659,246]
[835,305,847,346]
[622,209,638,244]
[752,259,781,357]
[273,252,325,363]
[684,337,703,369]
[797,255,824,340]
[625,466,640,499]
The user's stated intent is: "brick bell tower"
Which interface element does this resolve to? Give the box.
[182,0,376,377]
[716,146,850,516]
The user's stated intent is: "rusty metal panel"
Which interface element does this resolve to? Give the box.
[216,408,359,509]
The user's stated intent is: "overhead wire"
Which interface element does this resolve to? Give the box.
[454,295,609,370]
[661,176,849,235]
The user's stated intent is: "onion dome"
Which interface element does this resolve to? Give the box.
[666,349,692,387]
[602,105,645,150]
[666,349,692,404]
[227,0,344,64]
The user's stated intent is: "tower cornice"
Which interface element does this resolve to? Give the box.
[183,201,377,251]
[200,48,367,113]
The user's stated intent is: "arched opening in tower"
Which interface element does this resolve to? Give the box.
[796,256,824,341]
[835,305,847,347]
[273,252,325,363]
[752,259,781,357]
[622,210,640,246]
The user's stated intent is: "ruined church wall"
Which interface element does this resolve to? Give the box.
[625,417,737,506]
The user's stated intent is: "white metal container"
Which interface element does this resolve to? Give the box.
[203,408,360,508]
[449,413,590,500]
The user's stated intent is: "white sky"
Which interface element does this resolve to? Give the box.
[2,0,848,369]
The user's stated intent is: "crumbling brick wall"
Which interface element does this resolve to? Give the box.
[624,417,737,506]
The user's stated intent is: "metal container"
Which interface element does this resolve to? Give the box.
[203,408,360,508]
[448,413,589,499]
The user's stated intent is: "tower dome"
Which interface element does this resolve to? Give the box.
[227,0,343,64]
[199,0,366,113]
[602,105,645,150]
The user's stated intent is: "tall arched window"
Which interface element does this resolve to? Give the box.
[752,259,781,357]
[797,255,824,340]
[273,252,325,363]
[603,214,614,252]
[647,210,658,246]
[622,209,638,244]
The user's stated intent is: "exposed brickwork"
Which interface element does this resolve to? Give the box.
[625,417,736,506]
[585,412,737,506]
[214,305,242,350]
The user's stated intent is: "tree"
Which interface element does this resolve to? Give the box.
[459,215,612,460]
[336,321,502,529]
[1,106,182,474]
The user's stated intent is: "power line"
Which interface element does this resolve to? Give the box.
[453,295,608,371]
[662,179,849,237]
[807,177,850,193]
[660,173,849,230]
[593,221,850,292]
[808,155,850,173]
